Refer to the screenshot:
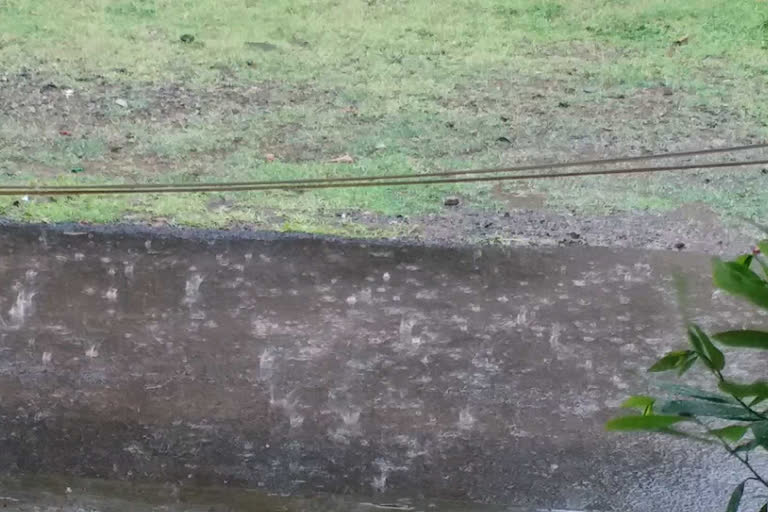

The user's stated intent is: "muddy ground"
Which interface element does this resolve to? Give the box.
[345,204,755,255]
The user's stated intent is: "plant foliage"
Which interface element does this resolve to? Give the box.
[608,241,768,511]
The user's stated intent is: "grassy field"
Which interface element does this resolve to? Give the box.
[0,0,767,237]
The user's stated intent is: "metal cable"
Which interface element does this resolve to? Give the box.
[1,142,766,192]
[2,157,766,196]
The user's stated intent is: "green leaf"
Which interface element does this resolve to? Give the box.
[677,352,698,376]
[750,396,767,408]
[689,324,724,371]
[726,481,745,512]
[715,330,768,350]
[710,425,749,442]
[756,255,768,278]
[648,350,694,373]
[751,421,768,448]
[713,259,768,310]
[658,400,758,421]
[621,396,655,415]
[758,503,767,512]
[720,380,768,399]
[657,383,737,404]
[734,254,754,268]
[733,439,760,453]
[605,415,687,431]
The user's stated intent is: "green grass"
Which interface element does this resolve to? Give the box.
[0,0,767,235]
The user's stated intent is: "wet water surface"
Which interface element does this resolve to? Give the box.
[0,475,549,512]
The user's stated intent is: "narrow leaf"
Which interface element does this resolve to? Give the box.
[734,439,759,453]
[648,350,693,373]
[734,254,753,268]
[658,400,758,421]
[687,326,708,363]
[713,259,768,310]
[710,425,749,442]
[720,380,768,399]
[678,352,698,376]
[726,481,745,512]
[621,396,655,412]
[758,503,767,512]
[689,324,724,371]
[657,383,737,404]
[756,255,768,278]
[605,415,687,431]
[715,330,768,350]
[751,421,768,448]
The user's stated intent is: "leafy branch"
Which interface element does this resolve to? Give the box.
[607,241,768,512]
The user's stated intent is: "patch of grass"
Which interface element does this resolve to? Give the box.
[0,0,767,234]
[533,168,768,219]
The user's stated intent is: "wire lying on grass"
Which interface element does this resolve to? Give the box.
[1,143,767,196]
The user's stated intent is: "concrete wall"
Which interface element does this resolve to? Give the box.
[0,224,759,511]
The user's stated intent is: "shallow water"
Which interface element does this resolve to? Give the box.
[0,475,553,512]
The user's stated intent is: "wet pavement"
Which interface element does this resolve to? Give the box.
[0,223,764,512]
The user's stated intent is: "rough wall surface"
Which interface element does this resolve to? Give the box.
[0,224,763,512]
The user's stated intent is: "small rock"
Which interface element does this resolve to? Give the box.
[115,98,128,108]
[557,101,570,108]
[39,83,58,93]
[762,168,767,175]
[374,143,387,150]
[662,87,674,96]
[496,136,512,144]
[568,232,581,240]
[265,153,276,162]
[63,89,74,98]
[674,242,686,250]
[180,34,195,43]
[444,197,460,207]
